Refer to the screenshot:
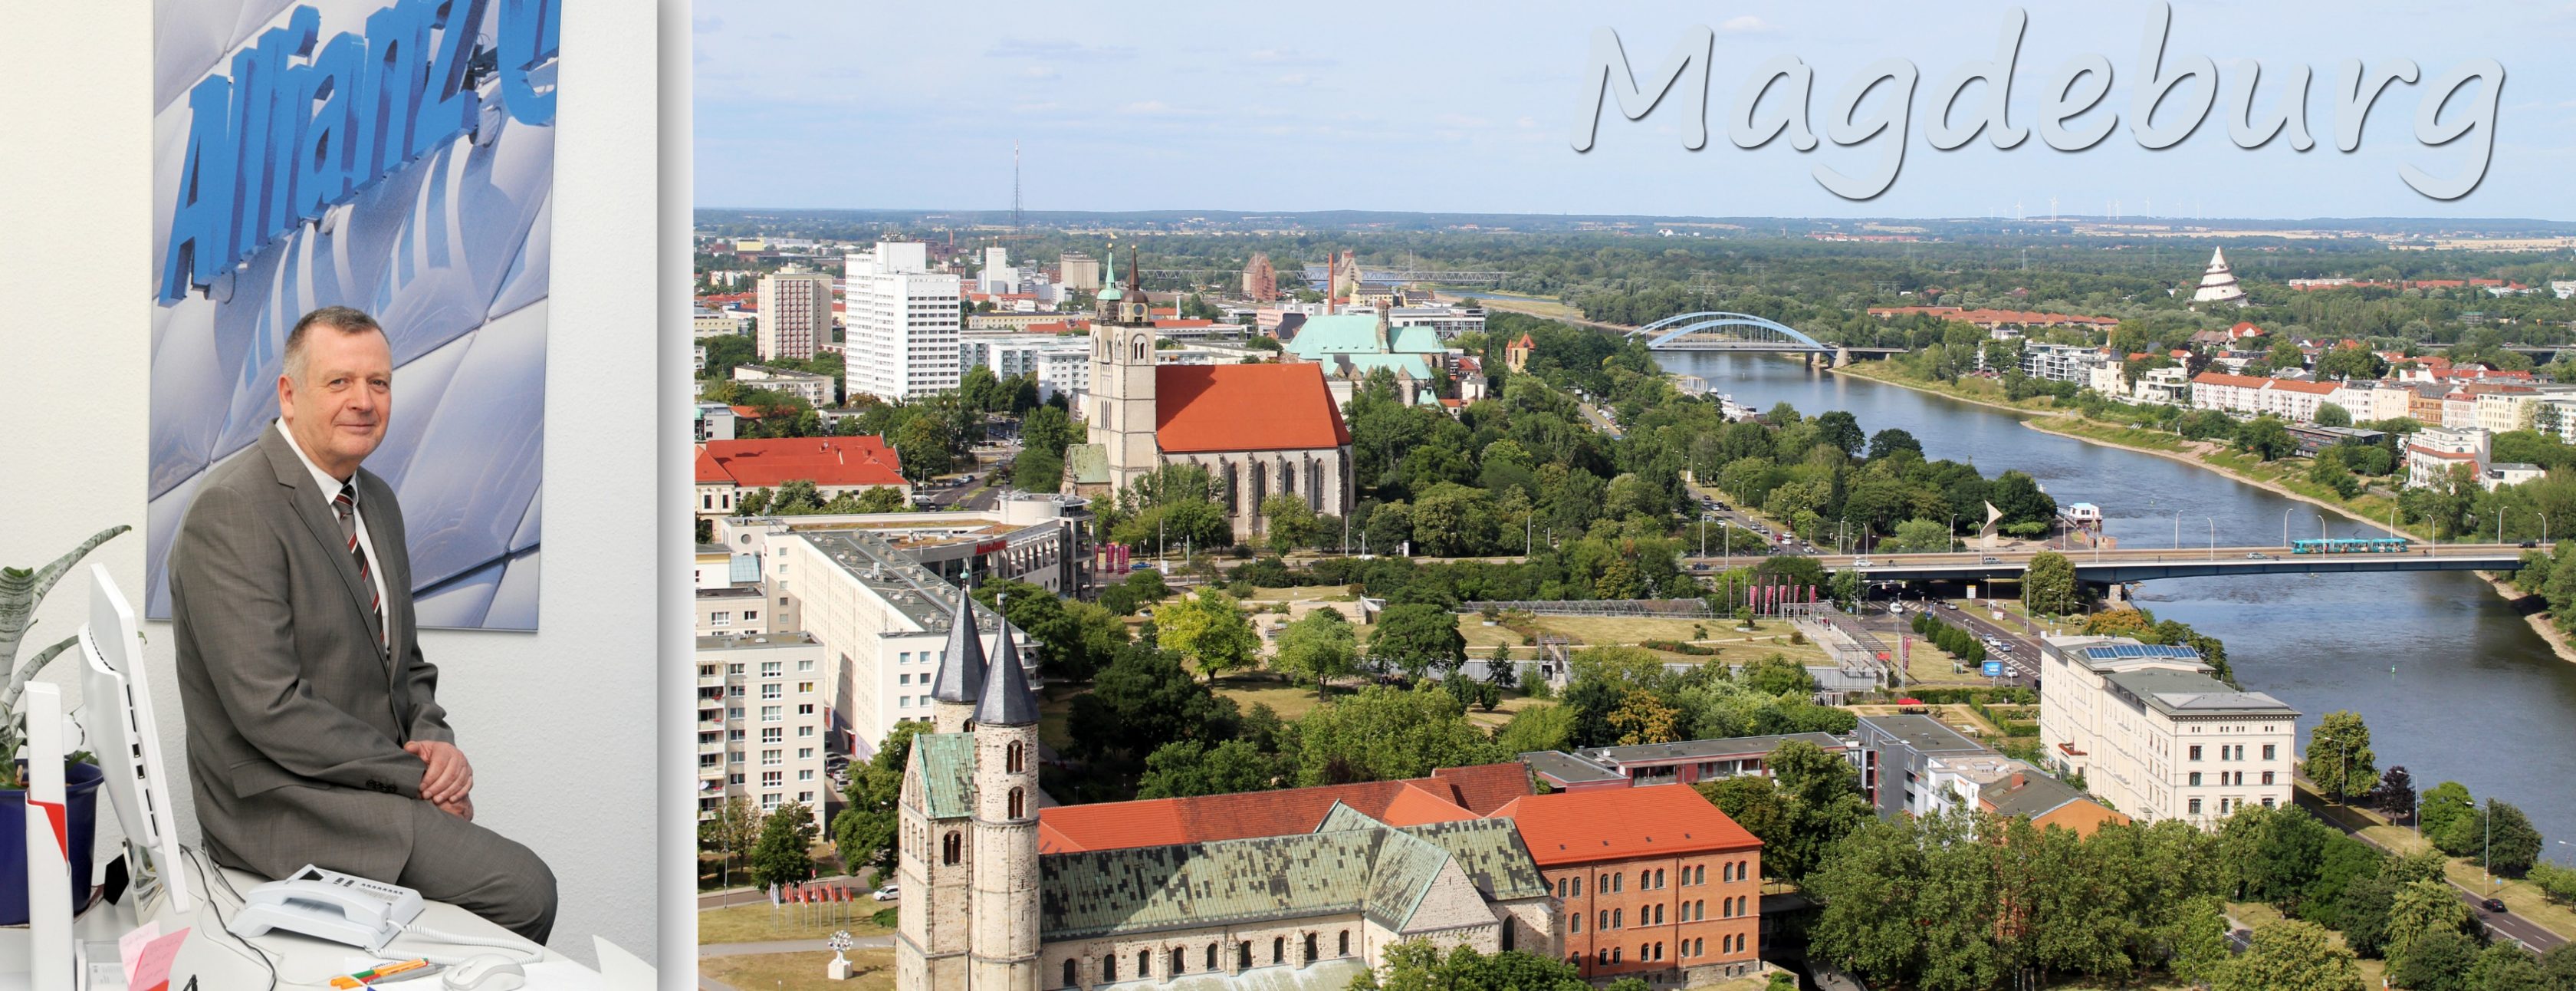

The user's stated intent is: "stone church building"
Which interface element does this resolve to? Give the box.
[1063,248,1353,541]
[895,591,1560,990]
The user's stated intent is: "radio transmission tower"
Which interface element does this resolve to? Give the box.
[1011,140,1023,240]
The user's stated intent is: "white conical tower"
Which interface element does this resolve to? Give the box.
[2192,247,2248,306]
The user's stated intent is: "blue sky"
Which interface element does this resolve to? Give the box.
[692,2,2576,220]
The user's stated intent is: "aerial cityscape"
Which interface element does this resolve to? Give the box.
[686,5,2576,989]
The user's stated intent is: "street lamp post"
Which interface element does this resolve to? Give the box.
[2207,517,2216,562]
[1722,520,1732,573]
[2282,505,2295,548]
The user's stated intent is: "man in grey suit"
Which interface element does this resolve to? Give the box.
[169,306,557,943]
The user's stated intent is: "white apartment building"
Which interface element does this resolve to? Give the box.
[732,364,836,407]
[2020,343,2114,384]
[696,631,833,828]
[755,270,835,361]
[2132,366,2192,407]
[695,584,769,636]
[2189,372,2339,423]
[693,402,737,442]
[695,308,754,338]
[959,332,1092,403]
[2037,636,2298,830]
[845,242,964,402]
[2472,387,2576,436]
[1385,305,1486,337]
[707,497,1090,756]
[2406,425,2491,489]
[2328,383,2414,423]
[2531,396,2576,443]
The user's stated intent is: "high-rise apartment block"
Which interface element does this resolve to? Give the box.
[756,269,835,361]
[696,630,833,830]
[846,242,964,402]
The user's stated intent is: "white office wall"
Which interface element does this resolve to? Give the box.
[0,1,662,970]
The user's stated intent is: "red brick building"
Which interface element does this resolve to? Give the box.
[1492,785,1766,984]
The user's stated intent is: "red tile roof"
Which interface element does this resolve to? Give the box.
[1034,763,1530,853]
[696,437,905,489]
[1490,784,1760,867]
[1154,364,1352,454]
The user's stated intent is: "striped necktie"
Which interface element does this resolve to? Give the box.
[333,482,386,647]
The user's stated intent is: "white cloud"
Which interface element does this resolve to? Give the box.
[1717,15,1777,35]
[1276,73,1313,87]
[1024,65,1060,80]
[1246,48,1335,67]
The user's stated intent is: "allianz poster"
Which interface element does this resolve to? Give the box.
[147,0,559,629]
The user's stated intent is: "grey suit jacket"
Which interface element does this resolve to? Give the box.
[169,423,455,883]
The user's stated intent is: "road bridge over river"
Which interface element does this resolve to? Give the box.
[1685,543,2538,585]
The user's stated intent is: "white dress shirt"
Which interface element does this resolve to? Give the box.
[275,420,390,641]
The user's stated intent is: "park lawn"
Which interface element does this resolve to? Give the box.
[1463,693,1546,732]
[1533,615,1727,646]
[701,949,896,990]
[1684,975,1776,991]
[1212,674,1332,721]
[1036,686,1085,755]
[1242,585,1355,602]
[1901,641,1991,687]
[1833,361,2070,413]
[1463,292,1585,321]
[698,904,892,945]
[2221,902,2388,989]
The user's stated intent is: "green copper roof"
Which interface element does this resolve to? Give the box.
[1332,353,1436,380]
[1317,805,1549,903]
[1099,249,1123,301]
[1040,831,1388,940]
[911,733,978,819]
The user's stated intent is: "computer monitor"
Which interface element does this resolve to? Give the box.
[77,563,194,916]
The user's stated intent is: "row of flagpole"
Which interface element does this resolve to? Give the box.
[769,879,876,928]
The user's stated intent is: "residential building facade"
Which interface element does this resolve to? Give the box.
[2405,426,2491,489]
[1493,785,1766,985]
[696,631,832,828]
[755,270,835,361]
[732,364,836,407]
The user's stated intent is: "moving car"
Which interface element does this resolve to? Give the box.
[1852,558,1874,568]
[1980,556,2000,565]
[2482,897,2508,914]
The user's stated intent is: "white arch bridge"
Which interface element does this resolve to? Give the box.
[1623,311,1904,362]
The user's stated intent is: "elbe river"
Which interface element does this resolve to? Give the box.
[1661,351,2576,865]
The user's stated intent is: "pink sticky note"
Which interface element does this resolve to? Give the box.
[130,926,189,991]
[117,921,159,986]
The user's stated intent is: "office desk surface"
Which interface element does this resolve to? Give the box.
[0,859,603,990]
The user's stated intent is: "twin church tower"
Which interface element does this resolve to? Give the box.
[892,588,1042,990]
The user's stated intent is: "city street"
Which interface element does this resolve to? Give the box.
[2292,789,2568,953]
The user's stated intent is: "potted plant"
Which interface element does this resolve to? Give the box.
[0,525,125,923]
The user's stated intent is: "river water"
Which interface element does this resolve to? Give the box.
[1661,351,2576,864]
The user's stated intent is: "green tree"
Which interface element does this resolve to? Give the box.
[1273,608,1360,701]
[1887,516,1954,553]
[2417,781,2477,854]
[2384,877,2474,970]
[854,486,909,513]
[2216,920,2364,991]
[1346,940,1589,991]
[1368,603,1467,680]
[1135,739,1290,798]
[1020,403,1075,456]
[2304,710,2380,803]
[1294,685,1504,785]
[1496,703,1576,755]
[1815,410,1866,457]
[2390,927,2478,991]
[1158,589,1260,682]
[1066,645,1238,761]
[2026,550,2082,616]
[2236,416,2297,461]
[1260,492,1322,552]
[1868,428,1924,460]
[2539,943,2576,988]
[2313,402,2353,427]
[2469,942,2553,991]
[706,795,761,887]
[1741,654,1817,696]
[892,414,956,479]
[749,802,820,889]
[830,721,924,882]
[1990,470,2058,527]
[2463,800,2545,877]
[1010,446,1063,493]
[2168,894,2234,989]
[1697,775,1792,857]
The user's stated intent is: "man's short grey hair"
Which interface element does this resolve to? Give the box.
[282,306,386,384]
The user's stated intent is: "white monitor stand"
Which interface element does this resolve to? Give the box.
[77,564,193,918]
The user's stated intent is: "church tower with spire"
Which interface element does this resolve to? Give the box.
[928,585,987,733]
[967,617,1042,991]
[1086,244,1161,492]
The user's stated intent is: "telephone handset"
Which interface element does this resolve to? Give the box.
[225,864,426,952]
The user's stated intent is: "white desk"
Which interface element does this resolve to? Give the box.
[0,855,604,990]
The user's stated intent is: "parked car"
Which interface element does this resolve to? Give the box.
[874,885,900,902]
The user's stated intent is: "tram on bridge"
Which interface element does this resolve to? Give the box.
[2290,536,2413,555]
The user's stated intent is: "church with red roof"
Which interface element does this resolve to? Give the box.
[1063,247,1353,539]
